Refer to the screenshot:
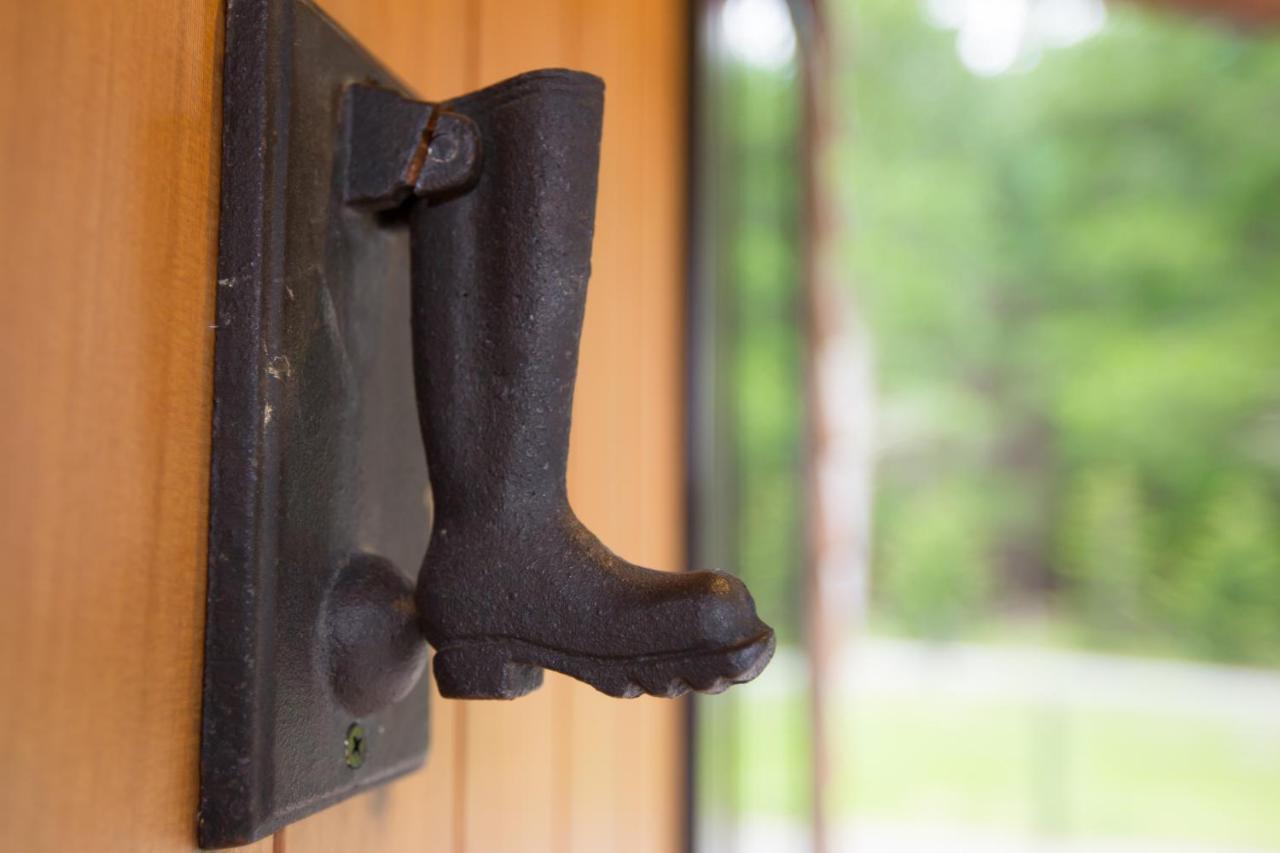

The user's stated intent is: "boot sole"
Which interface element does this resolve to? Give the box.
[433,630,776,700]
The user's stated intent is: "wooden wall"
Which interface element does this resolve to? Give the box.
[0,0,688,850]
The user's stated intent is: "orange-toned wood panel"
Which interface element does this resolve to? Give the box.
[0,0,687,849]
[0,0,684,850]
[0,2,266,851]
[565,2,687,852]
[586,2,688,849]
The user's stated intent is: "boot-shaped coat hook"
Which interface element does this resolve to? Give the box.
[202,9,775,840]
[341,69,775,701]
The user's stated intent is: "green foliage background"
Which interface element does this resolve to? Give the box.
[712,53,806,644]
[836,0,1280,663]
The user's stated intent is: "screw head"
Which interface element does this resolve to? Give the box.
[344,722,367,768]
[428,131,459,165]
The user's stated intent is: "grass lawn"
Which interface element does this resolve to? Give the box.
[699,646,1280,849]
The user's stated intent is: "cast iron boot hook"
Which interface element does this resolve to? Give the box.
[334,69,775,707]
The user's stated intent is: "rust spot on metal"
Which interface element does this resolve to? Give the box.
[402,105,441,187]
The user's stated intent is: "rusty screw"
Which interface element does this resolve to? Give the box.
[344,722,367,769]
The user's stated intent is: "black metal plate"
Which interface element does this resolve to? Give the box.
[199,0,430,846]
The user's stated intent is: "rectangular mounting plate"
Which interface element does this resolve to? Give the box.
[199,0,431,846]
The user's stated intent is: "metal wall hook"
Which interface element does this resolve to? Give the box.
[332,70,774,705]
[341,84,481,209]
[200,1,770,846]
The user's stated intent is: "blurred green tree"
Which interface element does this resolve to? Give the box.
[835,0,1280,662]
[882,482,993,638]
[1059,465,1150,638]
[1175,477,1280,664]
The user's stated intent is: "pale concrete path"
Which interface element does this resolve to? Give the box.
[711,817,1273,853]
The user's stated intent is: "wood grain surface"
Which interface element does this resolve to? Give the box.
[0,0,686,850]
[0,1,269,850]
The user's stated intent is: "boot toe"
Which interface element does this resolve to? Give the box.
[690,570,770,649]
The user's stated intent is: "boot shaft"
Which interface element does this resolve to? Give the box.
[410,70,605,524]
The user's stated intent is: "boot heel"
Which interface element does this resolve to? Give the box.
[434,644,543,699]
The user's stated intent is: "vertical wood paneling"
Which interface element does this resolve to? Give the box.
[599,2,688,850]
[0,1,268,851]
[475,0,577,79]
[0,0,686,849]
[571,2,669,851]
